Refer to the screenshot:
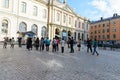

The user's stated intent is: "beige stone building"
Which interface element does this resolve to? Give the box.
[47,0,89,41]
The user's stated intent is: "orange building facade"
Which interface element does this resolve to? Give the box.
[90,14,120,44]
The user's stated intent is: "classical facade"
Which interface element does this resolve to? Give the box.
[0,0,48,41]
[48,0,89,41]
[90,14,120,44]
[0,0,89,42]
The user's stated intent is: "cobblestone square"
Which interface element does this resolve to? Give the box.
[0,45,120,80]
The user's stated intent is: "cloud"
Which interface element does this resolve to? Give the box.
[89,0,120,20]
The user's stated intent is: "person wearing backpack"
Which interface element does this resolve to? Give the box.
[10,37,15,48]
[45,37,50,51]
[52,38,57,52]
[92,39,99,56]
[60,38,65,53]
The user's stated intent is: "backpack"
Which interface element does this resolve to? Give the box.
[52,39,57,45]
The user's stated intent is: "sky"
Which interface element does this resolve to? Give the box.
[66,0,120,21]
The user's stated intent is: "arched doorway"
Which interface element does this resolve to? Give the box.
[62,29,67,41]
[55,28,60,38]
[68,31,71,38]
[41,26,47,38]
[18,22,27,44]
[31,24,38,35]
[19,22,27,33]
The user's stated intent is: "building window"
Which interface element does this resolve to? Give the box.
[19,22,27,32]
[78,33,80,39]
[112,27,116,32]
[74,32,76,40]
[3,0,9,8]
[102,29,105,33]
[107,35,109,39]
[31,24,37,34]
[75,20,77,27]
[107,28,109,32]
[86,23,88,30]
[1,19,8,34]
[43,9,47,18]
[98,30,100,33]
[82,23,84,29]
[113,21,116,26]
[33,6,38,16]
[113,34,116,38]
[69,17,71,25]
[78,22,81,28]
[63,14,66,23]
[21,2,26,13]
[103,24,105,27]
[41,26,47,37]
[56,12,60,22]
[98,35,100,39]
[94,30,97,34]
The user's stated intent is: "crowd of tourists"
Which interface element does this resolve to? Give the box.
[2,36,99,56]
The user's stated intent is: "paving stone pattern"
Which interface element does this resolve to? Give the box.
[0,45,120,80]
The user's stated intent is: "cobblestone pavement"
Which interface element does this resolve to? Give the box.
[0,44,120,80]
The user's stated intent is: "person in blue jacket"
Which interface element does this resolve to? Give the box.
[92,39,99,56]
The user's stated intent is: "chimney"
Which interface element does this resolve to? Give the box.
[101,17,103,20]
[113,13,117,17]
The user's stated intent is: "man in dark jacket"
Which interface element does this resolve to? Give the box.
[70,37,74,53]
[86,38,92,53]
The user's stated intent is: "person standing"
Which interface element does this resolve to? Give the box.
[35,37,39,50]
[18,37,22,47]
[60,38,65,53]
[39,37,44,51]
[10,37,15,48]
[77,39,81,51]
[45,37,50,51]
[52,38,57,52]
[3,37,7,48]
[26,37,32,51]
[70,37,74,53]
[92,39,99,56]
[56,38,59,51]
[86,38,92,53]
[67,38,70,48]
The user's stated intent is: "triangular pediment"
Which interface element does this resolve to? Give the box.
[63,5,73,13]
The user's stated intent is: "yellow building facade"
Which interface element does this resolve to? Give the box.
[90,14,120,44]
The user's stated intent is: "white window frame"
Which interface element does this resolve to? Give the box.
[21,2,26,13]
[33,6,38,16]
[3,0,9,8]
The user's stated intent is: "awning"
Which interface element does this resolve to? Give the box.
[55,34,61,37]
[23,31,36,37]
